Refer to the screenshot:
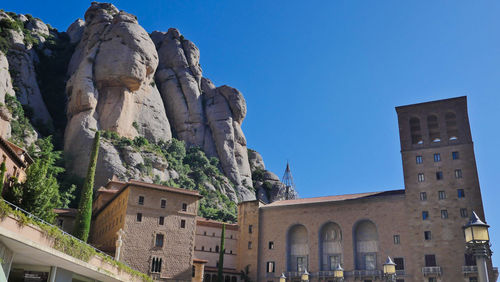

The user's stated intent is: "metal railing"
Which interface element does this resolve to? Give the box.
[462,266,478,274]
[0,198,115,262]
[343,270,383,278]
[285,271,302,278]
[422,266,442,276]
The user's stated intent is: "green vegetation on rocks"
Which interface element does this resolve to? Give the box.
[4,94,36,148]
[101,131,238,222]
[74,131,100,242]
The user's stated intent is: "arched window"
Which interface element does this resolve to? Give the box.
[427,115,441,142]
[353,220,378,270]
[231,276,237,282]
[211,274,217,282]
[409,117,423,144]
[319,222,342,271]
[287,224,309,272]
[205,274,211,282]
[445,112,458,140]
[224,275,231,282]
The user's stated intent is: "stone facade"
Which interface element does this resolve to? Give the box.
[194,218,240,281]
[91,180,202,281]
[235,97,495,282]
[0,136,32,188]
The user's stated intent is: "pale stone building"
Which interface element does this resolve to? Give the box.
[236,97,497,282]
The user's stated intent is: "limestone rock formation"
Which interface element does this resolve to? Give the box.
[153,29,254,200]
[1,13,52,126]
[0,51,13,138]
[64,2,172,184]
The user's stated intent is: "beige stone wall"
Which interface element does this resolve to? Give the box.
[0,145,27,187]
[91,188,129,253]
[236,201,262,281]
[194,224,238,269]
[121,185,198,281]
[255,195,410,281]
[396,97,493,282]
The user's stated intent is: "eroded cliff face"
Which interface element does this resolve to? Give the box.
[64,3,256,201]
[0,2,297,207]
[64,3,172,186]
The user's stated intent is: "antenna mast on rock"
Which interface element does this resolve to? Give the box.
[281,161,295,200]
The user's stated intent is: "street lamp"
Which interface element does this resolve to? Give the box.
[383,257,396,282]
[301,269,309,281]
[279,273,286,282]
[333,264,344,281]
[464,211,491,282]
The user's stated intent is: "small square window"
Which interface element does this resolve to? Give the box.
[182,203,187,211]
[155,234,164,247]
[458,189,465,198]
[180,219,186,228]
[422,211,429,220]
[249,225,253,234]
[460,208,468,218]
[441,210,448,219]
[434,153,441,162]
[424,231,432,240]
[393,235,400,245]
[159,216,164,225]
[455,169,463,179]
[416,156,423,164]
[248,241,252,249]
[269,241,274,249]
[452,151,460,160]
[161,199,166,208]
[138,196,144,205]
[136,213,142,222]
[438,191,446,200]
[420,192,427,201]
[418,173,425,182]
[394,257,404,270]
[436,171,443,180]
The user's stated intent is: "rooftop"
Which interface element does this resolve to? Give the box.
[196,217,238,231]
[263,189,405,208]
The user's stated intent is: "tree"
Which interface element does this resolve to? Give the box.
[5,137,66,222]
[73,131,100,242]
[217,223,225,282]
[0,161,5,197]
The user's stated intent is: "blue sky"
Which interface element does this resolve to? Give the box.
[4,0,500,264]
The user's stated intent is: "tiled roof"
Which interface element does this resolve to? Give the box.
[196,217,238,230]
[263,189,405,208]
[53,208,78,217]
[127,180,202,198]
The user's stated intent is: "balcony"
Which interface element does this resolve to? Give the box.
[395,270,406,276]
[422,266,442,276]
[462,266,478,274]
[344,270,383,279]
[285,271,302,278]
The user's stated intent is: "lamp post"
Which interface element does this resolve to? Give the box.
[333,264,344,281]
[383,257,396,282]
[464,211,492,282]
[279,273,287,282]
[301,269,309,282]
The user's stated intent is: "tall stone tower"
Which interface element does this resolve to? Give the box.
[396,96,492,281]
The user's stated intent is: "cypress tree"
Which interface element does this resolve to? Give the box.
[0,162,5,197]
[217,223,225,282]
[73,131,100,242]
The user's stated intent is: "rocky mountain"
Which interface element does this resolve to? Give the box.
[0,2,297,221]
